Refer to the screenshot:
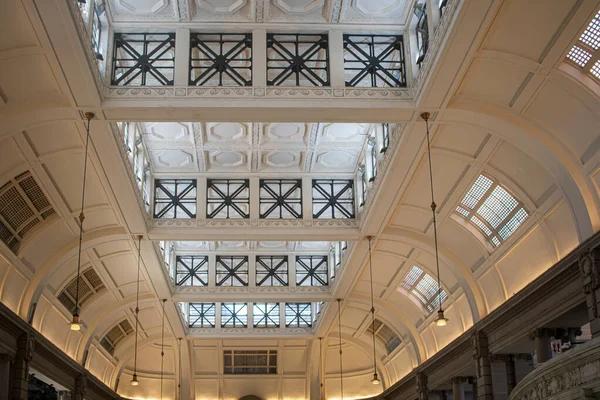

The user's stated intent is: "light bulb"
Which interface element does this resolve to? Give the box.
[435,310,448,327]
[70,314,81,331]
[131,374,139,386]
[372,373,381,385]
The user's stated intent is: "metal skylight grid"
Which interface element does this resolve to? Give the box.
[312,179,355,219]
[216,256,248,286]
[565,10,600,82]
[592,60,600,79]
[285,303,312,327]
[567,46,593,67]
[189,303,216,327]
[153,179,197,219]
[580,11,600,50]
[57,267,106,313]
[256,256,288,286]
[206,179,250,219]
[455,173,529,247]
[259,179,303,219]
[221,303,248,327]
[399,266,446,314]
[176,255,208,286]
[296,255,328,287]
[253,303,280,328]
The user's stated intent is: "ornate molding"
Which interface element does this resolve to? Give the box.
[173,285,331,294]
[151,218,359,228]
[188,327,313,334]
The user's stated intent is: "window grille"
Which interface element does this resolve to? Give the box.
[381,123,390,153]
[207,179,250,219]
[57,267,106,313]
[312,179,355,219]
[267,33,329,86]
[343,34,406,87]
[455,174,529,247]
[223,350,277,374]
[189,33,252,86]
[216,256,249,286]
[253,303,280,328]
[153,179,197,219]
[100,319,133,355]
[296,255,328,287]
[256,255,288,286]
[259,179,302,219]
[565,10,600,82]
[414,4,429,66]
[0,171,56,253]
[285,303,312,327]
[221,303,248,327]
[189,302,216,327]
[111,33,175,86]
[366,318,402,354]
[176,255,208,286]
[400,265,446,313]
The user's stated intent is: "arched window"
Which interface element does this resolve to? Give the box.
[455,174,529,247]
[565,9,600,81]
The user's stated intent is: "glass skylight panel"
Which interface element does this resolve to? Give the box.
[428,289,447,312]
[253,303,280,328]
[221,303,248,328]
[471,215,493,236]
[591,60,600,79]
[401,265,422,290]
[285,303,312,327]
[400,265,445,314]
[566,46,593,67]
[461,175,493,209]
[498,207,529,240]
[580,11,600,50]
[415,273,439,299]
[477,185,518,229]
[189,303,216,327]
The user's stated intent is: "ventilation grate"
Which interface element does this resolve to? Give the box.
[223,350,277,374]
[57,267,106,313]
[0,171,56,254]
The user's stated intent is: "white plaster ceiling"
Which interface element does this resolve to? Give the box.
[104,0,414,25]
[139,122,370,175]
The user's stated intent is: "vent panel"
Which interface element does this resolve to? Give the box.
[57,267,105,313]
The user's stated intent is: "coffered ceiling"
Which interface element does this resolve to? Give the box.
[105,0,414,26]
[138,122,371,175]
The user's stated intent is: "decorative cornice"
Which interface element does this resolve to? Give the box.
[173,285,330,294]
[188,327,313,335]
[151,218,359,228]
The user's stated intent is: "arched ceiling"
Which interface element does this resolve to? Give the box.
[1,0,600,399]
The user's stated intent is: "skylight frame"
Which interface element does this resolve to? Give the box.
[455,173,529,247]
[565,10,600,82]
[175,255,209,286]
[253,303,280,328]
[189,302,216,328]
[399,265,447,314]
[285,303,312,328]
[221,302,248,328]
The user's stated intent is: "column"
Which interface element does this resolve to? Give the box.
[489,354,510,400]
[416,371,428,400]
[11,333,34,400]
[252,29,267,87]
[451,377,467,400]
[470,378,477,400]
[72,374,86,400]
[0,354,12,400]
[528,328,553,364]
[328,30,345,87]
[578,247,600,338]
[174,28,191,86]
[472,331,493,400]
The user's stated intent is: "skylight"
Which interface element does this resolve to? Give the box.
[455,174,529,247]
[400,266,446,313]
[565,10,600,81]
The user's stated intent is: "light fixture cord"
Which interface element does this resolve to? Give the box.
[133,235,142,377]
[178,338,182,400]
[74,114,92,315]
[337,299,344,400]
[368,237,377,378]
[319,337,323,399]
[424,115,443,312]
[160,299,166,400]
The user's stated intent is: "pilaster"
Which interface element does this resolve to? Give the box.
[11,333,34,400]
[0,354,13,400]
[416,371,428,400]
[451,376,468,400]
[472,331,493,400]
[73,374,87,400]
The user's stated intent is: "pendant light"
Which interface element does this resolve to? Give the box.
[131,235,143,386]
[367,236,380,385]
[160,299,166,400]
[337,299,344,400]
[319,337,324,400]
[70,112,94,331]
[421,112,449,327]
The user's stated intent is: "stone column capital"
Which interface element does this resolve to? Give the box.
[489,353,512,362]
[451,376,469,384]
[528,328,556,340]
[472,330,489,359]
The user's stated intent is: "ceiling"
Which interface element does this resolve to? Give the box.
[1,0,600,399]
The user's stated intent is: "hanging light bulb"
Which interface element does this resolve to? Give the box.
[366,236,380,386]
[421,112,449,328]
[131,235,143,386]
[70,112,94,332]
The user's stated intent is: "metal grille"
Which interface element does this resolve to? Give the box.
[111,33,175,86]
[343,34,406,87]
[216,256,248,286]
[57,267,106,313]
[207,179,250,219]
[259,179,302,219]
[400,265,446,313]
[455,173,529,247]
[256,255,288,286]
[221,302,248,327]
[154,179,197,219]
[580,11,600,50]
[285,303,312,327]
[0,171,55,254]
[296,255,328,287]
[189,303,216,327]
[176,255,208,286]
[223,350,277,374]
[312,179,355,219]
[566,45,592,67]
[189,33,252,86]
[267,33,329,86]
[253,303,280,328]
